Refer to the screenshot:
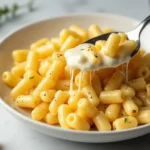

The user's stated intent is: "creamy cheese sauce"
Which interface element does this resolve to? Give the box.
[64,43,131,71]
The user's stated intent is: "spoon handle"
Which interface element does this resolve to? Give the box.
[126,15,150,42]
[138,15,150,36]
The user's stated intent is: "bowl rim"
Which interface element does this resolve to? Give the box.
[1,13,149,135]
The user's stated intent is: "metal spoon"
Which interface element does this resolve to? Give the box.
[65,15,150,71]
[84,15,150,65]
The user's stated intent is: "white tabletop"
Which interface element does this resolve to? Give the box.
[1,0,150,149]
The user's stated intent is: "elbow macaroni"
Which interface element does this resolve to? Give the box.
[40,90,56,103]
[104,33,121,57]
[104,71,124,91]
[3,24,150,131]
[2,71,21,87]
[105,104,121,122]
[123,97,138,116]
[93,111,111,131]
[100,90,124,104]
[11,61,26,77]
[88,24,103,38]
[12,50,29,63]
[66,113,90,130]
[49,90,69,115]
[120,84,135,97]
[128,78,146,91]
[31,102,49,121]
[82,85,100,106]
[113,116,138,130]
[26,51,39,71]
[16,95,41,108]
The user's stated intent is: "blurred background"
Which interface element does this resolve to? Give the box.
[0,0,149,37]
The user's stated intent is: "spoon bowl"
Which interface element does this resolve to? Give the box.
[82,15,150,69]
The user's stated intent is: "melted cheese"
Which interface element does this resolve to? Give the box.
[65,43,131,71]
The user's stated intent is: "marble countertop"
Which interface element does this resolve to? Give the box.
[1,0,150,149]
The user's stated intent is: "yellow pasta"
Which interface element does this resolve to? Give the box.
[24,70,42,87]
[70,25,88,42]
[50,37,60,46]
[2,71,21,87]
[40,90,56,103]
[128,78,146,91]
[60,36,79,52]
[136,110,150,124]
[30,38,50,50]
[12,50,29,63]
[56,80,77,91]
[118,40,137,58]
[76,108,93,125]
[104,33,121,57]
[95,40,106,51]
[100,90,124,104]
[113,116,138,130]
[33,77,55,96]
[49,90,69,115]
[78,98,99,118]
[104,71,124,91]
[52,52,66,64]
[103,27,113,33]
[66,113,90,130]
[120,84,135,97]
[48,40,60,50]
[44,113,58,125]
[59,29,81,44]
[97,68,115,80]
[118,33,127,44]
[105,104,121,122]
[137,66,150,79]
[93,111,111,131]
[46,60,64,82]
[82,85,100,106]
[63,66,71,79]
[75,71,90,88]
[88,24,103,38]
[68,91,83,109]
[11,78,34,100]
[3,24,150,131]
[31,102,49,121]
[123,97,138,116]
[38,58,53,76]
[146,84,150,97]
[11,62,26,77]
[36,43,57,58]
[16,95,41,108]
[82,44,101,65]
[137,91,150,106]
[58,104,73,128]
[26,51,39,71]
[92,74,102,96]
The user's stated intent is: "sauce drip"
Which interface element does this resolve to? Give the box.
[70,69,74,93]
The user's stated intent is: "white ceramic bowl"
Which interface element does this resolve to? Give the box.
[0,13,150,143]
